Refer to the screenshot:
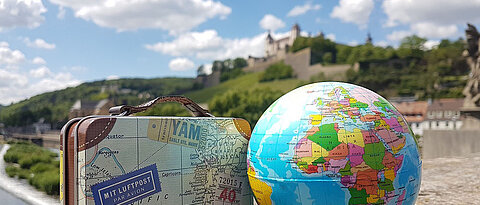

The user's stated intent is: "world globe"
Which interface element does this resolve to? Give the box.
[247,82,422,205]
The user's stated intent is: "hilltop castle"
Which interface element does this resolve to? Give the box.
[196,23,354,87]
[265,24,301,57]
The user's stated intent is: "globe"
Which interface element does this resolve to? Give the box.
[247,82,422,205]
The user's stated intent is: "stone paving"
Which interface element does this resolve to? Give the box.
[416,152,480,205]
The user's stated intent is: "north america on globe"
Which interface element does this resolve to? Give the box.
[248,82,422,205]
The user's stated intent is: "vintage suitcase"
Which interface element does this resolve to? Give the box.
[61,96,253,205]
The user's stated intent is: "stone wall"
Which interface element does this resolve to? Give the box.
[422,130,480,159]
[245,47,353,81]
[194,70,221,88]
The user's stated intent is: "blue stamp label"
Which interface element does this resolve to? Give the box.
[91,164,161,205]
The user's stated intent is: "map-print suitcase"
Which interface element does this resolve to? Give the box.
[60,96,253,205]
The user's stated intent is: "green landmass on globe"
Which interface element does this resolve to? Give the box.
[248,82,422,205]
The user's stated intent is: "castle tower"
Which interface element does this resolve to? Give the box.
[289,24,301,45]
[366,32,373,44]
[265,31,274,57]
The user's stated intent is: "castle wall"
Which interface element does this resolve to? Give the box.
[284,48,311,79]
[194,70,221,88]
[245,47,353,81]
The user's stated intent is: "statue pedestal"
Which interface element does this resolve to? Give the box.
[461,107,480,129]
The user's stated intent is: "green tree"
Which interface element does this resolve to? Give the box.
[290,37,312,53]
[260,61,294,82]
[209,88,284,127]
[397,35,427,58]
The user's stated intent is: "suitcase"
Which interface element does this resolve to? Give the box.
[61,96,253,205]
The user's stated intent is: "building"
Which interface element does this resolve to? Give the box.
[264,24,300,57]
[392,101,428,135]
[425,98,463,131]
[69,99,113,118]
[393,98,464,136]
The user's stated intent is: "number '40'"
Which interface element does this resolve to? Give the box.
[219,188,236,203]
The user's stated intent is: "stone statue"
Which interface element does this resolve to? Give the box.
[463,23,480,108]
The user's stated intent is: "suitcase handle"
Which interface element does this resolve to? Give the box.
[109,95,214,117]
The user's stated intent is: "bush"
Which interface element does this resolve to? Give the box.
[209,88,284,127]
[31,162,57,174]
[29,170,60,195]
[4,142,60,196]
[5,165,19,177]
[259,62,294,82]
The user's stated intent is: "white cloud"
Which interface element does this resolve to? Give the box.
[348,40,358,46]
[287,2,321,17]
[331,0,374,29]
[0,42,26,66]
[0,68,81,105]
[0,69,28,88]
[383,0,480,38]
[145,29,266,60]
[383,0,480,27]
[32,57,46,64]
[57,6,66,19]
[203,64,212,75]
[106,75,119,80]
[0,43,81,105]
[424,40,440,50]
[169,58,195,71]
[29,66,52,78]
[0,0,46,31]
[326,33,336,41]
[375,40,389,47]
[49,0,231,35]
[23,38,56,49]
[259,14,285,32]
[411,22,458,39]
[386,30,412,42]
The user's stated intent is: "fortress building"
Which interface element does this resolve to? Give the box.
[264,24,301,57]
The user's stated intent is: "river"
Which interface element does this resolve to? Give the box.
[0,186,28,205]
[0,145,28,204]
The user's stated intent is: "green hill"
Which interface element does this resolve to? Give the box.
[185,72,302,103]
[0,77,196,128]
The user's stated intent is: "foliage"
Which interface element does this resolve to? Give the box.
[346,38,468,99]
[209,88,284,128]
[0,77,196,128]
[290,36,337,64]
[397,35,427,58]
[185,72,302,103]
[205,57,248,82]
[4,141,60,195]
[220,68,244,82]
[260,61,294,82]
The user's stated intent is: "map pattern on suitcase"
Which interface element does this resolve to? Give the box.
[75,117,252,205]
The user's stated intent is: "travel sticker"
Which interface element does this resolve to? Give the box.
[91,164,161,205]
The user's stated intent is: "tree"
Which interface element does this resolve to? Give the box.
[397,35,427,58]
[233,58,247,69]
[260,61,294,82]
[209,88,284,128]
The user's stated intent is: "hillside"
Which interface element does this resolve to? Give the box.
[0,77,196,128]
[185,72,302,103]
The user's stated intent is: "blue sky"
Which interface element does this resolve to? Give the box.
[0,0,479,105]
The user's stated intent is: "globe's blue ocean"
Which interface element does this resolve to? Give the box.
[248,82,422,205]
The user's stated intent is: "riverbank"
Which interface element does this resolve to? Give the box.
[416,152,480,204]
[0,144,59,205]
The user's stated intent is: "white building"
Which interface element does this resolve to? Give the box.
[264,24,300,57]
[424,98,463,131]
[393,98,464,136]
